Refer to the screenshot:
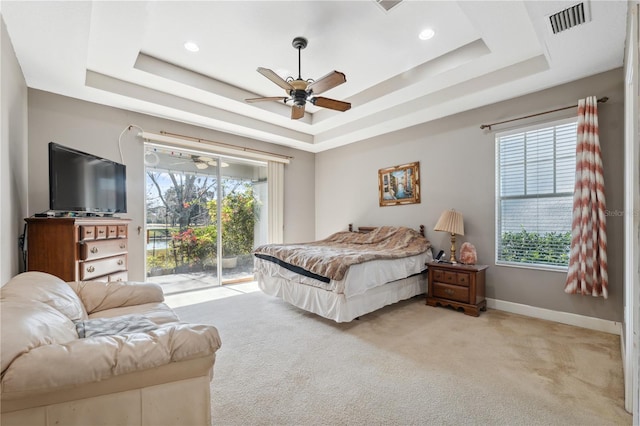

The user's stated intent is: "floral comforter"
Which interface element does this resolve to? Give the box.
[253,226,431,281]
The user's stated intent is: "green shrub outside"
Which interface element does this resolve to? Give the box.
[207,185,259,257]
[500,230,571,266]
[147,186,258,271]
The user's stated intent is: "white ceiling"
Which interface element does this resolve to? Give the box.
[1,0,628,153]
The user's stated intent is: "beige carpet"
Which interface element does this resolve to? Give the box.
[174,291,631,425]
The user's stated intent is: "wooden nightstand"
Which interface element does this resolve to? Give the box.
[426,262,488,316]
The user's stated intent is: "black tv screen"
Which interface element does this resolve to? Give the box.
[49,142,127,214]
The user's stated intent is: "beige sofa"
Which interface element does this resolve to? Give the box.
[0,272,221,426]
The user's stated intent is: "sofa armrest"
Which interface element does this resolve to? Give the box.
[66,281,165,314]
[1,323,221,395]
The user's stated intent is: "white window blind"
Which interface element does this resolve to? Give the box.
[495,118,577,269]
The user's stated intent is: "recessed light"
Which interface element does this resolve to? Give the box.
[184,41,200,52]
[418,28,435,41]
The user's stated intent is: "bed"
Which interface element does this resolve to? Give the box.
[253,224,433,322]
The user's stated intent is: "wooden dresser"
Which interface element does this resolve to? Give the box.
[426,262,488,316]
[25,217,130,282]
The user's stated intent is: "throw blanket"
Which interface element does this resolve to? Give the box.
[253,226,430,281]
[75,314,158,338]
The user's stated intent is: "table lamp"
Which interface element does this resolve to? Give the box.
[434,209,465,264]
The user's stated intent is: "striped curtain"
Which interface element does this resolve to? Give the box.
[564,96,608,298]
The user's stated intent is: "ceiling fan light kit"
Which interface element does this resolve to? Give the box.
[245,36,351,120]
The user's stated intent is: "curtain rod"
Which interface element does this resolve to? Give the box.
[159,130,293,161]
[479,96,609,130]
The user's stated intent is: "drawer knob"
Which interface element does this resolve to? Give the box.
[87,266,95,273]
[119,243,126,249]
[117,259,124,266]
[99,230,105,234]
[445,288,454,295]
[90,247,98,254]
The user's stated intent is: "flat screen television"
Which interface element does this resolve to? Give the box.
[49,142,127,214]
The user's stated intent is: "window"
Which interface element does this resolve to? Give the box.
[495,118,577,269]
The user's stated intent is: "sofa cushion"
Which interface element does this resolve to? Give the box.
[0,299,78,373]
[1,322,221,394]
[0,272,87,321]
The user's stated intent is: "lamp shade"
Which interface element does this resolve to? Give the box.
[434,209,464,236]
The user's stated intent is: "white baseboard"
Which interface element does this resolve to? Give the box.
[486,298,622,335]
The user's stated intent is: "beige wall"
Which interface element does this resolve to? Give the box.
[316,68,625,322]
[17,57,627,321]
[1,16,28,284]
[27,90,316,281]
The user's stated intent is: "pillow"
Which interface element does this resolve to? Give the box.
[66,280,164,315]
[74,314,158,338]
[1,272,87,321]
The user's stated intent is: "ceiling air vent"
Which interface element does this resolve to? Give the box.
[374,0,403,12]
[548,2,591,34]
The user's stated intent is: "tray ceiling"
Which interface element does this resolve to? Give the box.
[1,1,628,152]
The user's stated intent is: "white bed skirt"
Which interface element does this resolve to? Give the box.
[257,272,427,323]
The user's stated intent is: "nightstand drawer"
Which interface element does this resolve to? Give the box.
[457,273,469,286]
[433,269,469,287]
[432,282,469,303]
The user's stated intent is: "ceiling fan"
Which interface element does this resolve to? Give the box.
[245,37,351,120]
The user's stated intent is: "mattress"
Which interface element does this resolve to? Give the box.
[254,249,432,298]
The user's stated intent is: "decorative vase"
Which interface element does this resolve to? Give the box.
[459,242,477,265]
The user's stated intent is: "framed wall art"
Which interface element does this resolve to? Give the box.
[378,161,421,207]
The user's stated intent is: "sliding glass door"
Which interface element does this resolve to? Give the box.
[218,156,267,284]
[144,144,267,293]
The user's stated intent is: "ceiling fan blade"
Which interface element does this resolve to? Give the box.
[312,97,351,112]
[291,105,305,120]
[257,67,294,91]
[306,71,346,95]
[245,96,288,103]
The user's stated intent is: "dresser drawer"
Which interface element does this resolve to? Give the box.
[95,226,108,240]
[108,271,128,282]
[117,225,127,238]
[107,226,118,238]
[85,271,129,283]
[80,255,127,280]
[432,282,469,303]
[432,269,470,287]
[80,226,96,241]
[81,239,128,261]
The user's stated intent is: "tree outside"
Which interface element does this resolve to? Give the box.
[146,167,260,277]
[207,183,259,257]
